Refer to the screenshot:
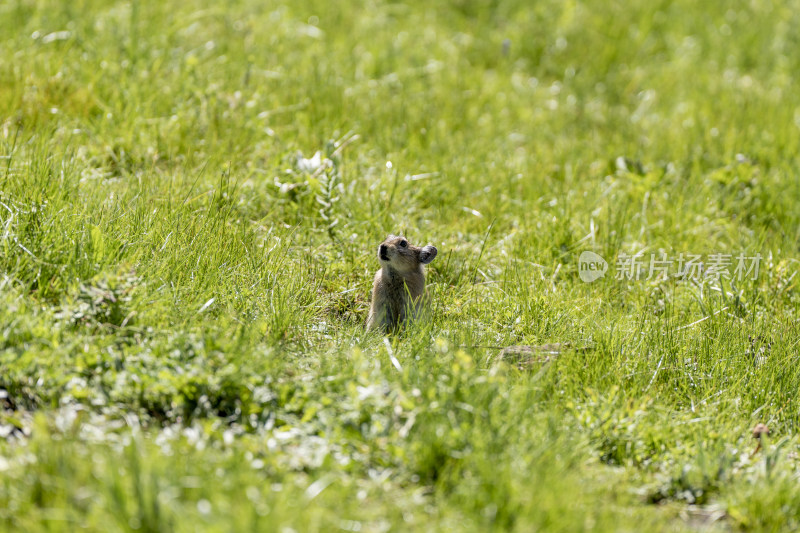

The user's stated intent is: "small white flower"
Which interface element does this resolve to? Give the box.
[197,499,211,515]
[296,151,323,173]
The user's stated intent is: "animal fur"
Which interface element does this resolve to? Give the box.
[367,235,437,332]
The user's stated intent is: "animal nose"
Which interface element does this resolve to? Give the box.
[379,244,388,255]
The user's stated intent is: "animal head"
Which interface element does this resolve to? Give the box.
[377,234,437,272]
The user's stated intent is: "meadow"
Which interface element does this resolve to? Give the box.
[2,0,800,530]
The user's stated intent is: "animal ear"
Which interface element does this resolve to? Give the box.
[419,245,437,264]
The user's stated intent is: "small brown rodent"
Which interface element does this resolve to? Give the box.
[366,234,437,332]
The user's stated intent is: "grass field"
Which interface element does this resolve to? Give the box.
[2,0,800,530]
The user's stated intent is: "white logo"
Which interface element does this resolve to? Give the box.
[579,251,608,283]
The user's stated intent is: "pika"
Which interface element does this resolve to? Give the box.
[366,235,437,332]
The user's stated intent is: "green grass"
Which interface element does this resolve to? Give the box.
[2,0,800,530]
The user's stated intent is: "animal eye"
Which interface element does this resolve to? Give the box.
[399,240,408,248]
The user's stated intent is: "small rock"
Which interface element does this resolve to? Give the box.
[496,343,587,370]
[752,423,770,439]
